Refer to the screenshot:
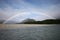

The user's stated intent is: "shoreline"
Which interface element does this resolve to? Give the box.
[0,24,60,29]
[0,24,60,26]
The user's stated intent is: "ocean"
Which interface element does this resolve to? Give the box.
[0,24,60,40]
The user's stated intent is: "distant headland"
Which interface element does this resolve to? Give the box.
[18,19,60,24]
[0,19,60,24]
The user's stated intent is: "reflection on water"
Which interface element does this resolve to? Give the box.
[0,25,60,40]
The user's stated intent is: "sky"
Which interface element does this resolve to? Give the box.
[0,0,60,23]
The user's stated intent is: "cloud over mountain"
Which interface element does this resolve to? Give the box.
[0,0,60,23]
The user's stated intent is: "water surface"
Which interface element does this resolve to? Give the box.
[0,24,60,40]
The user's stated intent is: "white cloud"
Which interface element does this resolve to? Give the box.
[0,0,60,23]
[46,4,60,18]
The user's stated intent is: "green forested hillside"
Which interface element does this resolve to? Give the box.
[19,19,60,24]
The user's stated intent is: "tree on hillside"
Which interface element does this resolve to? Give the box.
[17,19,60,24]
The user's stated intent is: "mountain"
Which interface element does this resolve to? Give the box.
[19,18,36,24]
[0,20,5,24]
[40,19,60,24]
[18,19,60,24]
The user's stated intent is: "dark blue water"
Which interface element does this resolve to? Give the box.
[0,25,60,40]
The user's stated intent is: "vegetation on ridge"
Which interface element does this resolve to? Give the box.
[0,19,60,24]
[18,19,60,24]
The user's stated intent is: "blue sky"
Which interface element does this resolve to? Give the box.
[0,0,60,23]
